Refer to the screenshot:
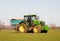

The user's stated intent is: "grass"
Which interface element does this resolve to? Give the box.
[0,30,60,41]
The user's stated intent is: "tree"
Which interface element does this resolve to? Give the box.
[0,20,5,30]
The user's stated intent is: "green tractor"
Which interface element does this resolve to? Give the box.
[10,15,49,33]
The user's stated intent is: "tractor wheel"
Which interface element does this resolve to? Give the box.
[16,24,19,31]
[43,30,48,33]
[41,30,48,33]
[33,25,41,33]
[18,23,28,33]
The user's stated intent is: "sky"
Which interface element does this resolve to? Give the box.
[0,0,60,26]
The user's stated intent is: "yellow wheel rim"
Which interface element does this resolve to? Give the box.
[19,26,25,32]
[33,28,38,33]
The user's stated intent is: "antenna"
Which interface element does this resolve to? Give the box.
[29,13,30,15]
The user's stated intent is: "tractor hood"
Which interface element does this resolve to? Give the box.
[33,20,45,25]
[33,20,40,25]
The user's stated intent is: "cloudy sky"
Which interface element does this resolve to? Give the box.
[0,0,60,26]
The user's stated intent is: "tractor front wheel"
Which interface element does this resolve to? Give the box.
[33,25,41,33]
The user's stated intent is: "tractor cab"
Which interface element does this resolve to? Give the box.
[24,15,38,21]
[24,15,45,26]
[24,15,38,26]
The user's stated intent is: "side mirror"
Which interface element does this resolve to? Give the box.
[36,16,39,20]
[37,16,39,19]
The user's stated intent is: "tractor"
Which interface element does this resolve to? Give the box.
[10,15,49,33]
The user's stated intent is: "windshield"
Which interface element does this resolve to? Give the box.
[24,17,28,21]
[31,16,36,20]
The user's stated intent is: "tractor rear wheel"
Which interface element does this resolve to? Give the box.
[33,25,41,33]
[17,23,28,33]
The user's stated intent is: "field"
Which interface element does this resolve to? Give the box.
[0,30,60,41]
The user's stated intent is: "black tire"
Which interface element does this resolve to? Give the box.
[16,23,28,33]
[16,24,19,31]
[41,30,48,33]
[33,25,41,33]
[44,30,48,33]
